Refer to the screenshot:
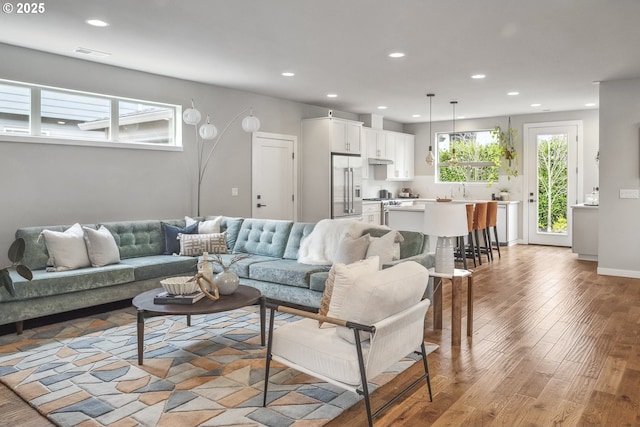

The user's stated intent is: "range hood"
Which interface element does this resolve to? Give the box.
[368,158,394,165]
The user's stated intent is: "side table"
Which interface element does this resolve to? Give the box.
[429,268,473,346]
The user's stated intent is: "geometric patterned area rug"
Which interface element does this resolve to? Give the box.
[0,306,435,427]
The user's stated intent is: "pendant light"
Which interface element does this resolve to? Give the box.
[449,101,459,166]
[425,93,436,165]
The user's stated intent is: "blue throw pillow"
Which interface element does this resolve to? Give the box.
[162,222,199,255]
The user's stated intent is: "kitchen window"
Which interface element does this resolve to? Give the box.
[435,129,500,183]
[0,79,181,150]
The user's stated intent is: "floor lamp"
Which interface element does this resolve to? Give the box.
[423,202,468,275]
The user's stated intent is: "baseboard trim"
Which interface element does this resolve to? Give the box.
[597,267,640,279]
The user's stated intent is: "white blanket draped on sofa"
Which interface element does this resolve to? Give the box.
[297,219,388,265]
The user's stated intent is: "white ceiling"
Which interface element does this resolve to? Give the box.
[1,0,640,123]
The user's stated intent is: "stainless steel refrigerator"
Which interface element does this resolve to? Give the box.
[331,154,363,219]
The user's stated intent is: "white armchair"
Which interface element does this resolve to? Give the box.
[263,261,433,427]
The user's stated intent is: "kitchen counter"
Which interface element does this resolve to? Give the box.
[387,199,520,247]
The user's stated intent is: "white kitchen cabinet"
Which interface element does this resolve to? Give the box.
[330,119,361,154]
[496,202,518,246]
[571,204,598,261]
[362,201,382,225]
[364,127,387,159]
[386,132,414,181]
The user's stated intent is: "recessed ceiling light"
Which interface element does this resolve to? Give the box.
[531,103,541,107]
[585,103,596,107]
[86,19,109,27]
[457,116,466,119]
[326,93,338,98]
[281,72,295,77]
[471,74,486,79]
[388,52,405,58]
[377,106,388,110]
[57,121,66,125]
[412,114,421,118]
[507,91,520,96]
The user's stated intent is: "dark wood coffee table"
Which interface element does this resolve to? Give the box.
[132,285,265,365]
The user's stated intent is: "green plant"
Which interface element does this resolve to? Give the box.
[0,238,33,297]
[490,119,519,181]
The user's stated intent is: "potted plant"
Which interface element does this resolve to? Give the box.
[0,238,33,297]
[491,118,519,180]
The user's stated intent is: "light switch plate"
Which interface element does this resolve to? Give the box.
[619,189,639,199]
[231,187,239,196]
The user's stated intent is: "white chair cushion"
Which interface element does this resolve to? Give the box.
[325,256,379,324]
[336,261,428,343]
[272,318,369,387]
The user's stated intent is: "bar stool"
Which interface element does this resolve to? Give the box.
[472,202,490,264]
[455,203,475,269]
[486,201,501,259]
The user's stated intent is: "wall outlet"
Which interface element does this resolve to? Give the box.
[619,189,639,199]
[231,187,239,196]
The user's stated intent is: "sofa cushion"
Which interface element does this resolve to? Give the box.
[232,219,294,258]
[309,271,330,293]
[3,264,134,302]
[249,259,330,289]
[211,254,280,278]
[283,222,316,260]
[204,216,244,250]
[119,255,197,281]
[162,222,199,255]
[101,220,183,259]
[333,233,371,264]
[178,232,228,256]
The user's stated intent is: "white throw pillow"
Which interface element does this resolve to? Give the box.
[333,233,371,264]
[39,223,91,271]
[336,261,429,343]
[185,215,222,234]
[366,231,399,267]
[325,256,379,326]
[83,225,120,267]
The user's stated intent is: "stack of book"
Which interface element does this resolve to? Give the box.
[154,291,205,305]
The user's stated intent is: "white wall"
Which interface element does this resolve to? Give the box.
[598,78,640,278]
[0,43,357,265]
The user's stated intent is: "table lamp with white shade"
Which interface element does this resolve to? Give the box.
[423,202,469,275]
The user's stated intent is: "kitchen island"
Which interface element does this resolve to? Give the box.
[387,199,520,248]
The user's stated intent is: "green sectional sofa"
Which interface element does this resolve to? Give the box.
[3,216,433,333]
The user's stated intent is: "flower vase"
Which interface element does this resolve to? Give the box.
[213,267,239,295]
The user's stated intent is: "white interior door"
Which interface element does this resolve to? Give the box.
[525,122,581,246]
[252,132,296,220]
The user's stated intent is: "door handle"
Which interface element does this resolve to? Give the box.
[528,199,537,203]
[256,203,267,208]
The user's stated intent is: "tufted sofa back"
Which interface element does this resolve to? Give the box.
[232,219,294,258]
[283,222,316,260]
[16,224,96,270]
[363,228,429,259]
[101,219,182,259]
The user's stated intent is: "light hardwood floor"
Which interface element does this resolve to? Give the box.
[2,244,639,426]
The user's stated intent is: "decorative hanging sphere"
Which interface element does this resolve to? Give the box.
[242,115,261,133]
[199,122,218,140]
[183,107,202,125]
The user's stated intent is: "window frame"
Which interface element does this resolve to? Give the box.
[0,79,183,151]
[435,129,500,184]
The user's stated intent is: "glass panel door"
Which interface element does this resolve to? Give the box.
[526,123,579,246]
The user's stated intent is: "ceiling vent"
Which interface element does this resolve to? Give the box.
[74,47,111,58]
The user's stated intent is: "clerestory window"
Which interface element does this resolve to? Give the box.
[0,79,181,150]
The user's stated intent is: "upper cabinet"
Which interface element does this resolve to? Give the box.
[364,127,388,159]
[330,118,362,154]
[386,131,415,181]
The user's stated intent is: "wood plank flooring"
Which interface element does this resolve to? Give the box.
[1,244,639,426]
